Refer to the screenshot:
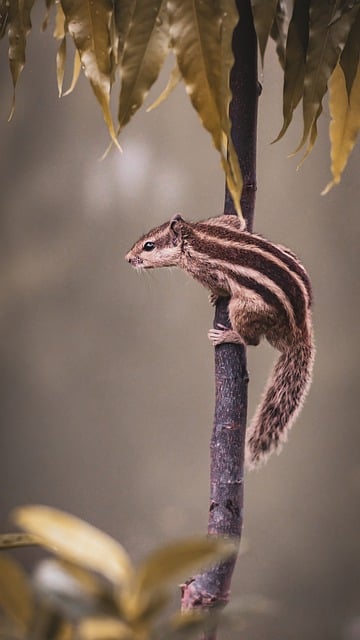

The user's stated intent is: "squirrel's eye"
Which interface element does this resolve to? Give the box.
[143,241,155,252]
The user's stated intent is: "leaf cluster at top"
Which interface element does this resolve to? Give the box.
[0,0,359,215]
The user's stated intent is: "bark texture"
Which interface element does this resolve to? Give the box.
[180,0,258,632]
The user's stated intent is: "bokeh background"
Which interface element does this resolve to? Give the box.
[1,7,359,639]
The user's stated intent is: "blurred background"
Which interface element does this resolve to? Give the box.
[0,6,359,639]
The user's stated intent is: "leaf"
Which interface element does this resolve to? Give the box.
[0,533,39,549]
[63,49,82,96]
[0,0,9,39]
[114,0,136,66]
[78,617,133,640]
[322,61,360,193]
[7,0,36,120]
[146,62,181,112]
[60,0,120,149]
[219,0,243,218]
[129,538,235,606]
[117,0,170,129]
[42,0,55,31]
[295,0,360,157]
[168,0,243,219]
[274,0,310,142]
[250,0,278,66]
[12,505,134,587]
[270,0,287,70]
[339,8,360,96]
[0,555,33,632]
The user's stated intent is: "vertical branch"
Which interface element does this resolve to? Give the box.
[180,0,258,632]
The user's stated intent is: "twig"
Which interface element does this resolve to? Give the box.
[180,0,258,635]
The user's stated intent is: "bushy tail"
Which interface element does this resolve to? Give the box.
[246,325,315,468]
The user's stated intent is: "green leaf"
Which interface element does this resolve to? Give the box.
[168,0,243,219]
[0,555,33,632]
[60,0,120,149]
[295,0,360,157]
[270,0,287,70]
[12,505,134,587]
[7,0,36,120]
[117,0,170,130]
[274,0,310,142]
[339,8,360,96]
[322,61,360,193]
[251,0,278,66]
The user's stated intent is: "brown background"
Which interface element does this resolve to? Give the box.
[1,9,359,639]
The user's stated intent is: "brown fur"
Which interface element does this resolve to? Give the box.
[126,214,315,467]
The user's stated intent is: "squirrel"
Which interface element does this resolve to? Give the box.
[126,213,315,467]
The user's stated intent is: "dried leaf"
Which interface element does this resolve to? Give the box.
[42,0,55,31]
[339,8,360,96]
[63,49,81,96]
[12,505,134,587]
[0,555,33,632]
[168,0,243,219]
[78,617,133,640]
[295,1,360,156]
[0,533,39,549]
[7,0,36,120]
[251,0,278,66]
[61,0,120,149]
[114,0,136,66]
[54,0,66,39]
[322,61,360,193]
[0,0,9,39]
[130,538,234,604]
[270,0,287,70]
[118,0,170,129]
[146,63,181,112]
[56,37,67,96]
[274,0,310,142]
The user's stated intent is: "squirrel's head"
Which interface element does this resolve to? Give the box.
[125,214,187,269]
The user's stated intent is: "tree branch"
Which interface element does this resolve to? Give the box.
[180,0,258,634]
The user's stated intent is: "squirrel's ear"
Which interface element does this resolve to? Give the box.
[169,213,184,243]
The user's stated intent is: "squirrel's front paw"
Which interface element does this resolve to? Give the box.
[208,324,245,347]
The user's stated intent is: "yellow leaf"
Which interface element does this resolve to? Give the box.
[7,0,36,120]
[78,617,133,640]
[118,0,170,129]
[274,0,309,143]
[54,0,65,39]
[12,505,134,587]
[0,555,33,632]
[61,0,120,150]
[294,1,359,156]
[251,0,278,66]
[0,532,39,549]
[63,49,82,97]
[146,63,181,112]
[322,62,360,193]
[168,0,243,219]
[42,0,55,32]
[56,37,67,97]
[127,537,235,611]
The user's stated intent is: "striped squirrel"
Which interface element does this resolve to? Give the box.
[126,214,315,466]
